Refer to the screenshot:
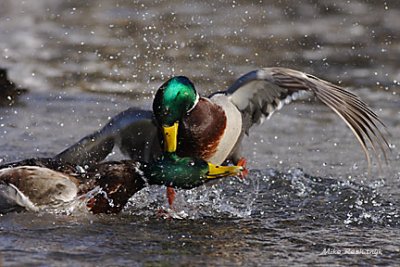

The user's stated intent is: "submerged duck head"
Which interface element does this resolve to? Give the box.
[153,76,198,152]
[145,153,243,189]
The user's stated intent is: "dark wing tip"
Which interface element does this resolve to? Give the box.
[299,72,391,168]
[226,67,390,169]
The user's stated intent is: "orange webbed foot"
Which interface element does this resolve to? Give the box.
[237,157,249,179]
[157,207,174,220]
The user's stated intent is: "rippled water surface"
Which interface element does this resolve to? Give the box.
[0,0,399,266]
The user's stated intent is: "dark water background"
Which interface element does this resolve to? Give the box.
[0,0,399,266]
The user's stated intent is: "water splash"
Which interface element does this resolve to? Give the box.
[1,167,397,227]
[36,187,104,216]
[124,167,399,226]
[125,175,261,219]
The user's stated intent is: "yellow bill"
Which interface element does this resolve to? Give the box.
[162,122,179,153]
[206,163,244,179]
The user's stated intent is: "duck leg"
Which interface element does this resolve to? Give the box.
[166,186,176,207]
[156,187,176,217]
[157,187,184,219]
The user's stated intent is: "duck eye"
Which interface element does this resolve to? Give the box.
[188,160,195,167]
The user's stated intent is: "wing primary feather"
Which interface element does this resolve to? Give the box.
[316,91,388,169]
[314,84,390,161]
[225,67,390,167]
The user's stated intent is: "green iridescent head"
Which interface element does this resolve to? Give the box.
[153,76,198,127]
[144,153,243,189]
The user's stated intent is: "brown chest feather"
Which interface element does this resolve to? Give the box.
[177,98,227,160]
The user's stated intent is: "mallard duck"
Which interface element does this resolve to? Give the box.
[0,154,243,214]
[56,67,389,168]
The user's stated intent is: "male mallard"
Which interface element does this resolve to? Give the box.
[56,67,389,168]
[0,154,243,214]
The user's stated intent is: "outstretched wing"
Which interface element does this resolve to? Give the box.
[225,67,390,167]
[55,108,161,165]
